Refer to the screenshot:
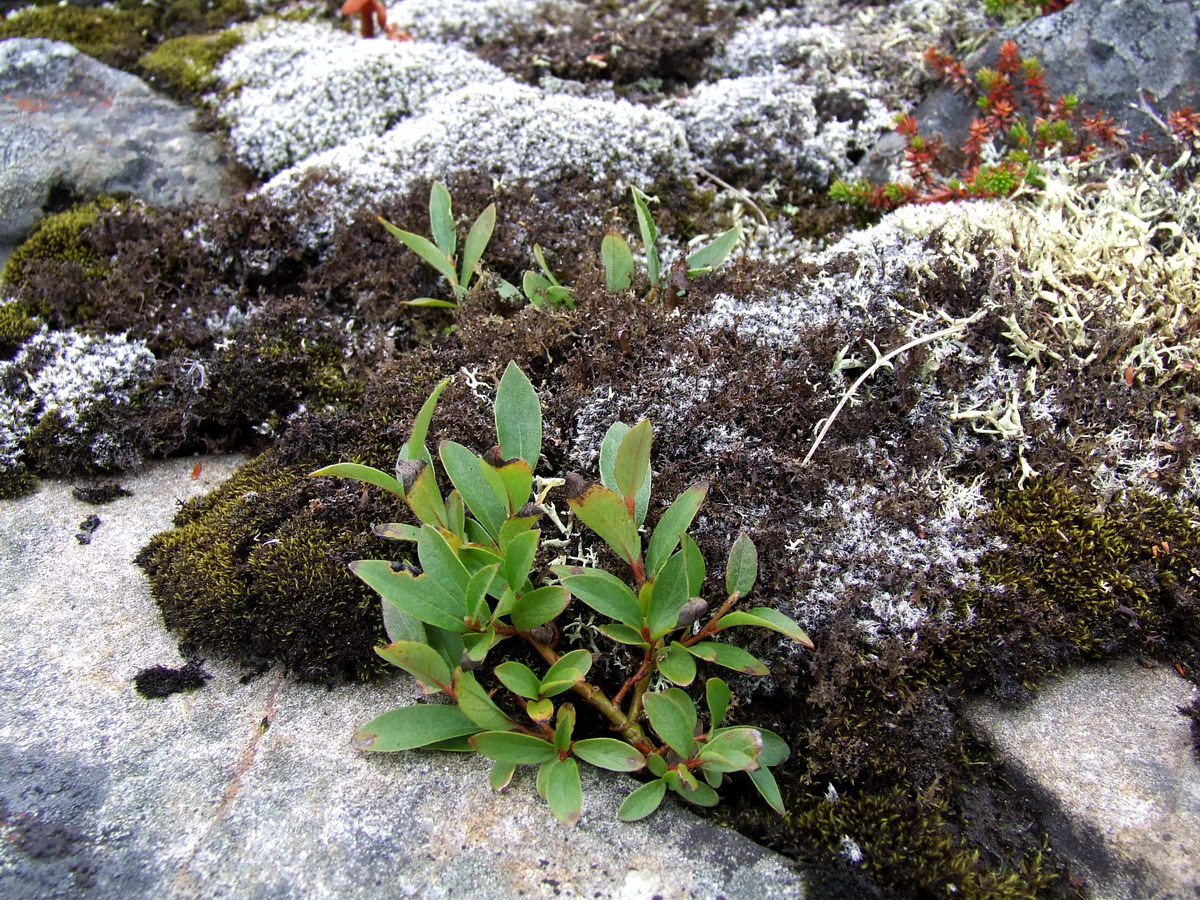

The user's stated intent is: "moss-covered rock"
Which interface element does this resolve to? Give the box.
[138,28,242,97]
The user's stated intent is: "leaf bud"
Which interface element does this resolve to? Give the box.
[517,502,544,519]
[527,623,559,647]
[677,598,708,628]
[459,651,482,671]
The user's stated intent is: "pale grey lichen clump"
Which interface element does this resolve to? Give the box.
[216,22,506,175]
[668,72,891,187]
[262,80,687,237]
[387,0,583,44]
[0,330,156,474]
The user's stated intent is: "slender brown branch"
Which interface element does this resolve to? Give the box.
[681,591,740,647]
[521,633,649,746]
[612,645,656,706]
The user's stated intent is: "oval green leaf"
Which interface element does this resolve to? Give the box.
[510,585,569,632]
[495,362,542,468]
[552,565,643,629]
[355,704,479,751]
[642,688,697,758]
[573,738,646,772]
[470,731,558,764]
[725,531,758,598]
[618,779,666,822]
[686,641,769,676]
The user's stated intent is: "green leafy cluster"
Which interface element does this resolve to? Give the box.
[312,363,812,825]
[0,301,39,354]
[384,183,739,310]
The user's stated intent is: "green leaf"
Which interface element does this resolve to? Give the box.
[499,514,540,549]
[647,551,689,636]
[494,660,543,699]
[646,483,708,575]
[382,598,426,645]
[565,484,641,568]
[309,462,405,497]
[372,522,423,542]
[543,650,592,695]
[532,244,562,286]
[618,779,666,821]
[439,441,505,539]
[471,731,558,764]
[705,678,731,730]
[481,457,534,516]
[544,757,583,826]
[714,608,814,648]
[426,627,465,671]
[495,362,542,468]
[573,738,645,772]
[601,233,634,291]
[552,566,643,628]
[489,760,516,791]
[748,765,785,815]
[686,641,769,676]
[350,560,468,633]
[544,284,575,308]
[510,585,569,632]
[355,704,479,751]
[445,490,465,538]
[756,728,790,767]
[643,688,697,758]
[454,669,515,731]
[374,640,454,694]
[522,269,552,307]
[598,623,647,646]
[402,297,459,309]
[464,563,498,623]
[631,186,660,285]
[399,377,451,464]
[673,779,719,807]
[703,766,723,788]
[500,528,539,594]
[379,216,457,285]
[599,422,650,526]
[685,226,740,274]
[402,462,449,529]
[553,703,575,750]
[429,181,456,258]
[725,532,758,598]
[698,728,762,773]
[425,735,476,752]
[657,642,697,686]
[417,525,471,596]
[681,533,706,597]
[460,203,496,290]
[613,419,652,511]
[463,628,502,662]
[526,698,554,721]
[645,754,668,777]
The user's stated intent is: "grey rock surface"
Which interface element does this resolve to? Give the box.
[860,0,1200,180]
[968,659,1200,900]
[0,456,806,899]
[0,38,240,261]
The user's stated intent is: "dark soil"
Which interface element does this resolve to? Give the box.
[133,656,212,698]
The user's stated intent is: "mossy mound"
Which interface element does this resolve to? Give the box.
[0,0,251,71]
[0,5,154,69]
[0,301,39,356]
[0,197,120,293]
[138,28,242,97]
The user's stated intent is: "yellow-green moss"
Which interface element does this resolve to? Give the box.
[0,198,119,293]
[0,301,39,353]
[138,28,242,96]
[0,6,155,69]
[0,466,38,500]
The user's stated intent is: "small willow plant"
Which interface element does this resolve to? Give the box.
[311,364,813,825]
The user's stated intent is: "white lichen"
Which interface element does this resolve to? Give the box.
[386,0,582,45]
[216,21,506,175]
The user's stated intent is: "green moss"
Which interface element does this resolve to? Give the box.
[0,6,155,69]
[1,198,119,293]
[138,28,242,96]
[0,466,38,500]
[787,786,1057,899]
[137,456,402,682]
[0,301,39,354]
